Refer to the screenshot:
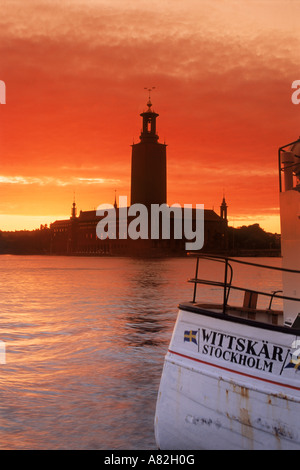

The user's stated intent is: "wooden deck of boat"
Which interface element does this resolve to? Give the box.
[191,303,284,326]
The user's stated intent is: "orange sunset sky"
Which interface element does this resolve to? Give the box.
[0,0,300,233]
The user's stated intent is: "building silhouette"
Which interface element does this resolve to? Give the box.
[131,96,167,207]
[220,196,228,222]
[50,98,227,256]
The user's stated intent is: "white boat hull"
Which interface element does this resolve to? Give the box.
[155,307,300,450]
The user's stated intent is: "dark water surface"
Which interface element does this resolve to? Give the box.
[0,255,282,449]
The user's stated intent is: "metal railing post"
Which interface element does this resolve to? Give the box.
[223,258,228,314]
[192,257,199,303]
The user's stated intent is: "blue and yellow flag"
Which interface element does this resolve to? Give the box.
[184,330,198,345]
[285,355,300,370]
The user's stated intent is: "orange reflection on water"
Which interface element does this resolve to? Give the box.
[0,255,282,449]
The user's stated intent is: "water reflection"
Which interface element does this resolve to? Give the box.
[0,255,283,450]
[123,312,169,348]
[121,260,174,348]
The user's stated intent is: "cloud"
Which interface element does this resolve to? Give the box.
[76,177,120,185]
[0,175,120,186]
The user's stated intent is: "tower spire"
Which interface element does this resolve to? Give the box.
[144,86,156,111]
[71,192,77,219]
[140,87,159,142]
[220,194,228,221]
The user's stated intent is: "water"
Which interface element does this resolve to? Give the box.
[0,255,283,450]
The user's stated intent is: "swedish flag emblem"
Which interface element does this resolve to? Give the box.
[284,354,300,370]
[184,330,198,345]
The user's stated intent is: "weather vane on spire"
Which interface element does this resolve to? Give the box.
[144,86,156,110]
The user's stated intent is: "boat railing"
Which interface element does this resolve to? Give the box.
[188,254,300,320]
[278,137,300,193]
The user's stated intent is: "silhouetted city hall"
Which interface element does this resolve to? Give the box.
[50,97,228,256]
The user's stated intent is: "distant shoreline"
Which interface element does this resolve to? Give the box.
[0,249,281,258]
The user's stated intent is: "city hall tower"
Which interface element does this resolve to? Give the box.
[130,94,167,207]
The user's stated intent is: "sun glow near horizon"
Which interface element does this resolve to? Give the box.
[0,209,281,235]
